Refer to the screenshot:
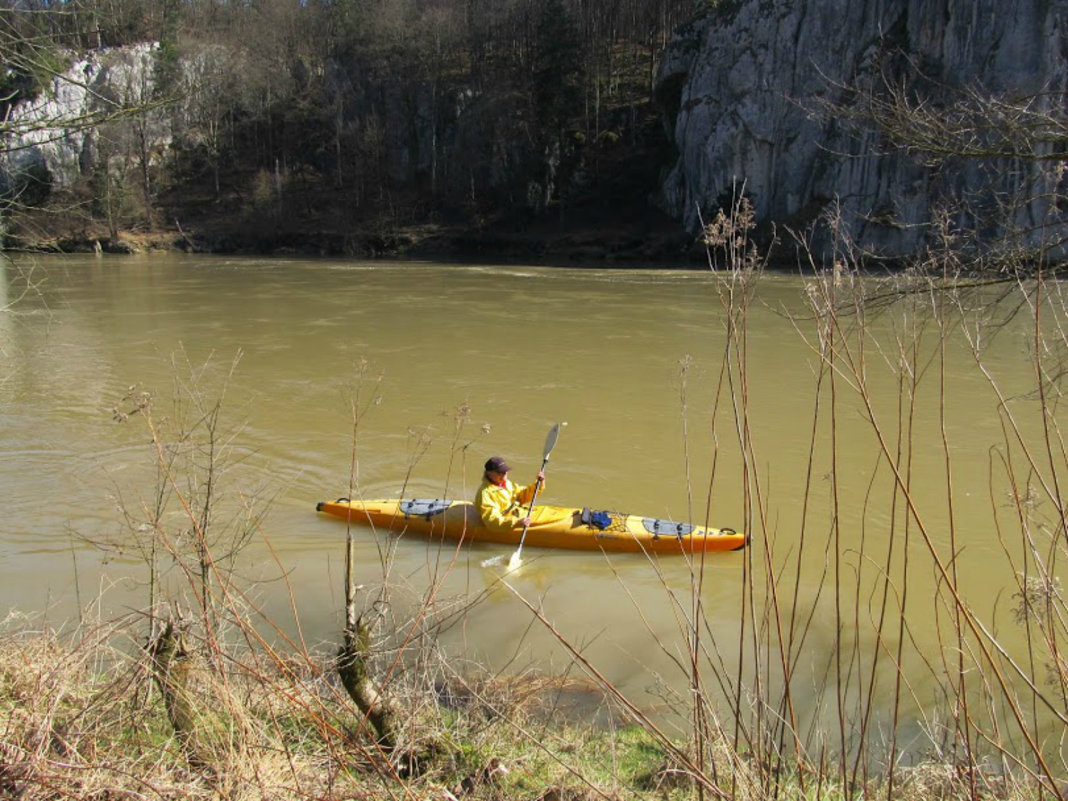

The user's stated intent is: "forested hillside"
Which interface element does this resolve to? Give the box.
[1,0,703,260]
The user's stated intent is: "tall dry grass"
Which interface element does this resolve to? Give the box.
[479,197,1068,800]
[553,198,1068,800]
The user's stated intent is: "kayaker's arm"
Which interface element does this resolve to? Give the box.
[515,471,546,507]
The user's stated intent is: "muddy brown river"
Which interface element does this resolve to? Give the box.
[1,253,1063,759]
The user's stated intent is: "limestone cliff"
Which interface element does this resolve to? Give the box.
[2,43,166,193]
[655,0,1068,262]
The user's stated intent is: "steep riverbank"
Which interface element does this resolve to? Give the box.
[4,101,709,267]
[4,140,705,266]
[6,207,700,265]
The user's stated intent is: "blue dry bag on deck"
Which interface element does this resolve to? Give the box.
[581,508,612,530]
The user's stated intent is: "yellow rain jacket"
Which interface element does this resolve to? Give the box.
[474,475,543,529]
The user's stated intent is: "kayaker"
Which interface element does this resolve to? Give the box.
[475,456,545,529]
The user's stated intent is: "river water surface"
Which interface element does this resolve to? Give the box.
[1,253,1063,757]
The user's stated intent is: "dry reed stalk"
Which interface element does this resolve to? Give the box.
[547,197,1068,801]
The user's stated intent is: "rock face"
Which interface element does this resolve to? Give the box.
[2,41,556,231]
[2,43,166,193]
[655,0,1068,261]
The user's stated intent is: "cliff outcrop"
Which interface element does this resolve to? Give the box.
[655,0,1068,263]
[2,43,166,193]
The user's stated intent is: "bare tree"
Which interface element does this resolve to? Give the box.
[824,63,1068,278]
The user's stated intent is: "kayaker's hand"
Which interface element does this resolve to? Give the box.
[536,470,545,482]
[520,515,532,528]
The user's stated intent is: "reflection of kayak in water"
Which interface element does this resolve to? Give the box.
[315,498,747,554]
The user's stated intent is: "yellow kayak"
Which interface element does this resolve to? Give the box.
[315,498,747,554]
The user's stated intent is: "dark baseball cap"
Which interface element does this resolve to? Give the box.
[484,456,511,473]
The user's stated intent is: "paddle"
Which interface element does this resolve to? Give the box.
[505,421,565,571]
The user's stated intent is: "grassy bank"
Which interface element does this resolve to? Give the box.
[0,614,729,800]
[1,614,1052,801]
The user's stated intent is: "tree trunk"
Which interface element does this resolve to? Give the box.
[148,621,209,767]
[337,616,399,750]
